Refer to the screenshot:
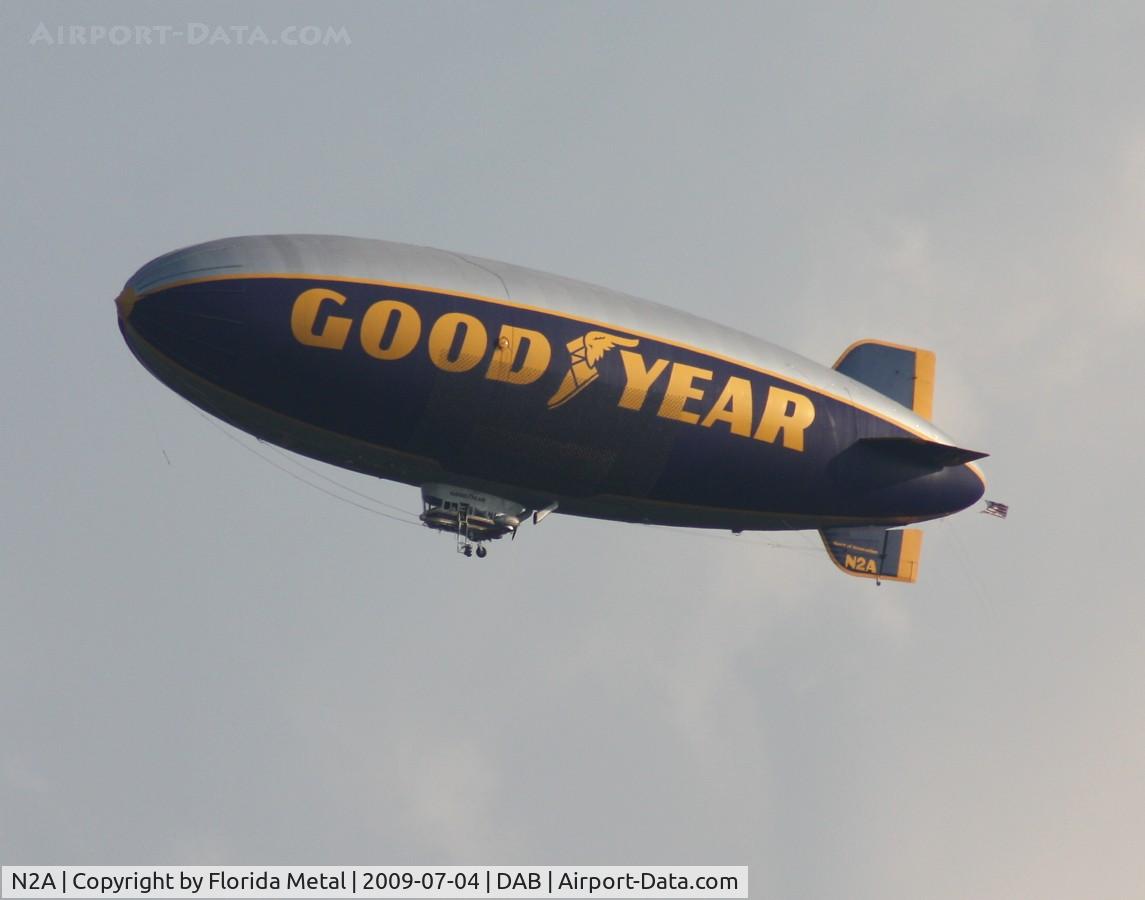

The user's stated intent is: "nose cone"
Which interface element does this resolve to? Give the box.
[115,285,138,320]
[114,244,259,400]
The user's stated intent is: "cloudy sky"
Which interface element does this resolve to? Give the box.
[3,2,1144,897]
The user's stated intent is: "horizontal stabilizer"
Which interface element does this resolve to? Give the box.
[834,340,936,420]
[820,526,923,583]
[857,437,988,469]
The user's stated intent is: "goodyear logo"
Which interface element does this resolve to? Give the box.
[290,287,816,452]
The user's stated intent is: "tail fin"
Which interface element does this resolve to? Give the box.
[834,340,936,420]
[820,526,923,584]
[855,436,988,468]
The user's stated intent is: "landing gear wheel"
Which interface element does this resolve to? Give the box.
[476,545,487,559]
[463,545,473,557]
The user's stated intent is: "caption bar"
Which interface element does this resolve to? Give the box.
[3,868,748,899]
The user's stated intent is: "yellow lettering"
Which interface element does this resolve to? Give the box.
[485,325,552,385]
[844,554,878,574]
[658,363,713,424]
[359,300,421,360]
[699,376,754,436]
[754,386,816,451]
[427,312,488,372]
[617,351,670,411]
[291,287,351,349]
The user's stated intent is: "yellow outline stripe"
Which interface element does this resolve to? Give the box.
[831,337,930,369]
[899,528,924,583]
[913,350,936,422]
[135,272,986,490]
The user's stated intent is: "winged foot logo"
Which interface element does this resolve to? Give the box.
[547,331,640,408]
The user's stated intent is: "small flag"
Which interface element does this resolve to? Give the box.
[982,500,1009,519]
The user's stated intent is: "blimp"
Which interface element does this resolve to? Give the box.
[116,235,989,582]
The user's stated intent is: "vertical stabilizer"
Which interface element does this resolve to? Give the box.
[820,526,923,583]
[834,340,936,420]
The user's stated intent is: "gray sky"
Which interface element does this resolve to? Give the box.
[3,2,1144,897]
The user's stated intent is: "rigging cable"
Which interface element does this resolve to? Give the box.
[190,408,422,528]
